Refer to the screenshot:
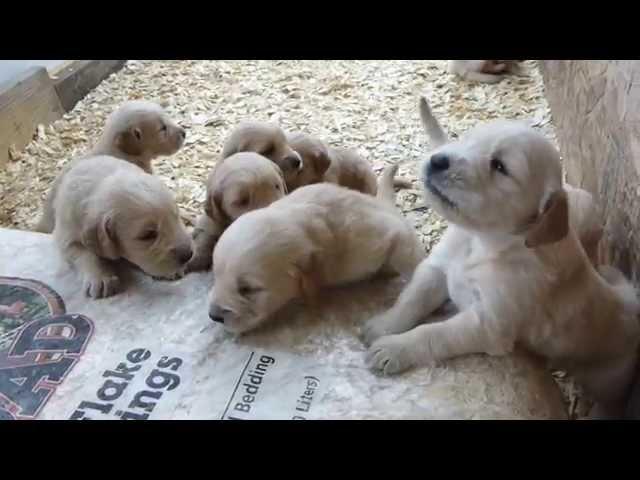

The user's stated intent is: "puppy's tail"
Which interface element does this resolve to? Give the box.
[34,189,56,233]
[419,95,449,148]
[377,164,400,207]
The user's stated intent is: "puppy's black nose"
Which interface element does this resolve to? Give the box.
[284,154,301,170]
[429,153,450,173]
[209,313,225,324]
[174,245,193,265]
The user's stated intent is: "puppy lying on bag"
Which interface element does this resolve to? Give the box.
[35,100,186,234]
[363,95,640,419]
[53,156,193,299]
[208,164,424,334]
[187,152,287,272]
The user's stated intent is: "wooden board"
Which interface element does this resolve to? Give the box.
[0,67,64,168]
[540,60,640,418]
[53,60,126,112]
[540,60,640,281]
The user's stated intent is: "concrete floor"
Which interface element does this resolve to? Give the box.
[0,60,65,86]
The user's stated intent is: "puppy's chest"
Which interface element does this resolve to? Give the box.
[445,247,484,309]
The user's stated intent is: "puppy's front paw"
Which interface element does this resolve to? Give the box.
[83,272,122,299]
[366,335,416,376]
[360,312,402,346]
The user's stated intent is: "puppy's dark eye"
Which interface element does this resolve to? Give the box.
[238,284,262,297]
[275,184,281,190]
[160,124,168,132]
[490,157,508,175]
[138,230,158,242]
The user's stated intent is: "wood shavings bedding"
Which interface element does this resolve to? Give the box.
[0,59,583,417]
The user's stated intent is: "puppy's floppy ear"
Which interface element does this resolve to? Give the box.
[525,189,569,248]
[81,212,119,259]
[288,248,322,305]
[204,182,231,227]
[116,127,144,156]
[312,147,331,176]
[271,163,288,194]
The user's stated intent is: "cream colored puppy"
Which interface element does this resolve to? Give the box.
[284,132,378,194]
[221,121,303,186]
[207,165,424,334]
[449,60,524,83]
[35,100,186,234]
[363,98,640,418]
[186,152,287,272]
[284,132,413,194]
[54,156,193,299]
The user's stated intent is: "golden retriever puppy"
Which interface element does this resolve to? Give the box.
[363,97,640,418]
[449,60,525,83]
[221,121,303,186]
[186,152,287,272]
[35,100,186,234]
[285,132,413,194]
[419,95,606,265]
[207,165,424,334]
[284,132,378,194]
[53,155,193,299]
[91,100,186,173]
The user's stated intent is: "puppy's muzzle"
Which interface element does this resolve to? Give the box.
[209,304,231,324]
[427,153,450,176]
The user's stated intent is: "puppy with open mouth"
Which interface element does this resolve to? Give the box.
[362,95,640,418]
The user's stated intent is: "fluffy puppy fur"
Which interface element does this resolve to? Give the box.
[35,100,186,234]
[187,152,287,272]
[362,95,640,419]
[53,155,193,299]
[283,132,414,193]
[449,60,525,84]
[207,165,424,334]
[221,121,303,187]
[284,132,379,194]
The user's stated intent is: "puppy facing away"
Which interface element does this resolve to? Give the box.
[207,165,424,334]
[221,121,303,187]
[186,152,287,272]
[449,60,525,84]
[53,155,193,299]
[284,132,378,194]
[35,100,186,234]
[363,100,640,418]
